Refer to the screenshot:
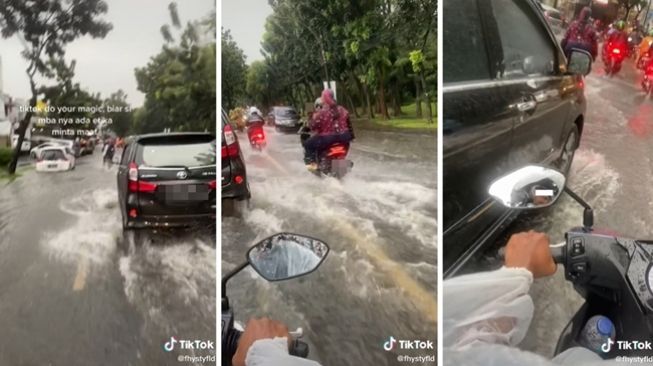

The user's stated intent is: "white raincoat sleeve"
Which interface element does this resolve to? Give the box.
[443,267,620,366]
[245,337,322,366]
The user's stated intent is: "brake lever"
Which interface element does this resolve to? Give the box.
[289,327,303,339]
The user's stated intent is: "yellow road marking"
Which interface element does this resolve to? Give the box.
[72,257,89,291]
[262,152,289,175]
[314,203,438,324]
[263,151,437,323]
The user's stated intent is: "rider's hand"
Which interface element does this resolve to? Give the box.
[233,317,291,366]
[504,230,556,278]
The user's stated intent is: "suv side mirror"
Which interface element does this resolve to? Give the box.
[567,49,592,76]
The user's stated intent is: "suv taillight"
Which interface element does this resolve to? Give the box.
[128,162,158,193]
[222,124,239,157]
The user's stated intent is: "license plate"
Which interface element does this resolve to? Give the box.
[164,184,209,202]
[47,164,57,168]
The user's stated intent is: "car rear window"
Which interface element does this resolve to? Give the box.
[275,108,298,118]
[42,150,65,160]
[136,138,216,167]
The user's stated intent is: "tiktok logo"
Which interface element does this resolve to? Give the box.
[383,336,397,351]
[602,338,614,353]
[163,337,178,352]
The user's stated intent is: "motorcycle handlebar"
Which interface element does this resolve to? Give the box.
[497,241,566,265]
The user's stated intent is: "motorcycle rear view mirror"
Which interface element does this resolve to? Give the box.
[488,165,565,210]
[247,233,330,282]
[567,49,592,76]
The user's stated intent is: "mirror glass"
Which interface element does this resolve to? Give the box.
[488,166,565,209]
[568,49,592,76]
[247,233,329,281]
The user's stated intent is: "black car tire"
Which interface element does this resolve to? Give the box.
[556,124,579,177]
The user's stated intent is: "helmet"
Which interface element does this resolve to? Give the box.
[615,20,625,31]
[314,97,323,110]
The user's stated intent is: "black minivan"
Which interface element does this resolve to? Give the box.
[221,109,251,215]
[117,133,217,230]
[443,0,592,276]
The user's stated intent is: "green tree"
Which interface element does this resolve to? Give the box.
[619,0,648,19]
[0,0,112,174]
[221,28,247,111]
[135,3,216,134]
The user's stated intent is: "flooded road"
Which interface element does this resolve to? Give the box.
[222,127,437,365]
[0,151,215,365]
[462,58,653,357]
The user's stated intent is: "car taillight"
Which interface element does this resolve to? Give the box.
[128,162,138,182]
[612,48,621,54]
[128,162,158,192]
[234,175,244,184]
[223,124,239,157]
[208,180,217,190]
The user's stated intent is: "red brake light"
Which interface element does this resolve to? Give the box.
[208,180,217,190]
[234,175,244,184]
[612,48,621,54]
[129,209,138,218]
[223,124,239,157]
[127,162,158,192]
[327,145,348,157]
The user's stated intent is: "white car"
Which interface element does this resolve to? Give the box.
[30,142,69,159]
[35,147,76,172]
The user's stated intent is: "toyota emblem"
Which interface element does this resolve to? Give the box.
[176,171,188,179]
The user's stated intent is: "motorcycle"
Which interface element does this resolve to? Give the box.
[636,54,650,70]
[602,42,627,76]
[627,35,640,60]
[642,63,653,95]
[491,166,653,359]
[222,233,330,366]
[246,119,266,151]
[299,125,353,179]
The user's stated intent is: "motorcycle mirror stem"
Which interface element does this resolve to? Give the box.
[564,186,594,232]
[221,261,250,311]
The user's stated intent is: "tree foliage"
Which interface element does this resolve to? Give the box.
[221,28,247,111]
[237,0,436,123]
[135,3,216,134]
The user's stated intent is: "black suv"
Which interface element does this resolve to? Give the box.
[443,0,591,276]
[117,133,217,230]
[221,109,250,215]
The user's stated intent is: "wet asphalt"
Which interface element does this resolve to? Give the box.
[222,126,437,366]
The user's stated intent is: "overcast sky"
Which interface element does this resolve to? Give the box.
[0,0,214,107]
[222,0,273,64]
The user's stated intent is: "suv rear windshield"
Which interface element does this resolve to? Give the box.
[136,136,216,167]
[42,150,65,160]
[275,108,298,118]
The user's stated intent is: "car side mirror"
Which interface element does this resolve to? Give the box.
[488,166,566,209]
[567,49,592,76]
